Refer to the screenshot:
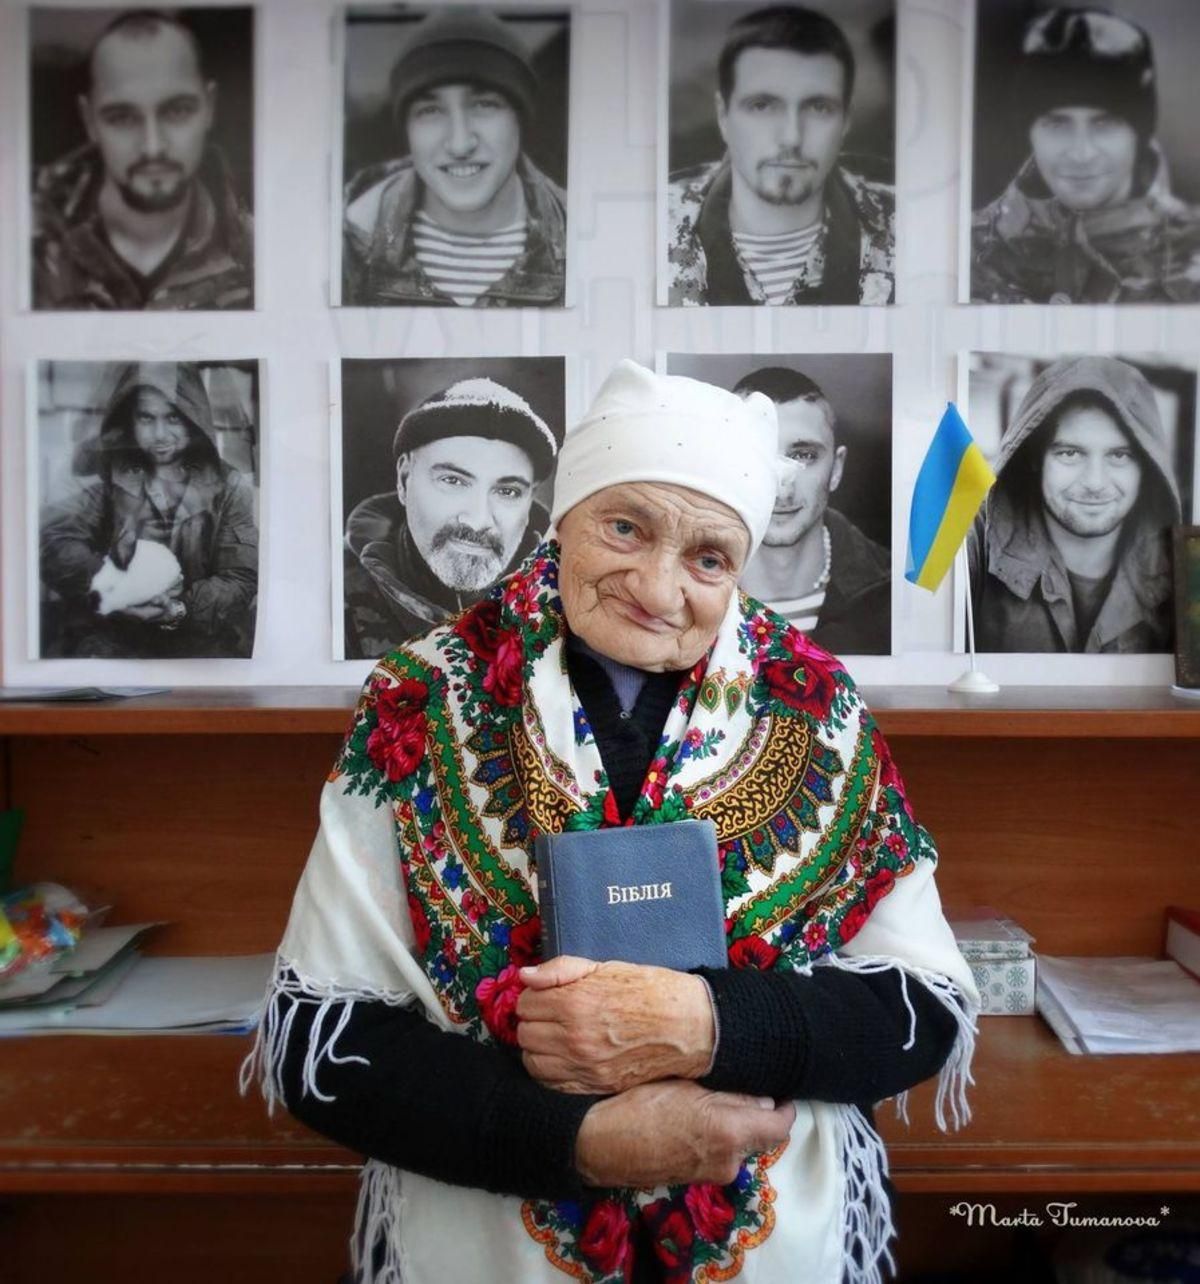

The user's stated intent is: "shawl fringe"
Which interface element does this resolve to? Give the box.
[835,1102,896,1284]
[353,1160,408,1284]
[822,958,978,1284]
[818,954,979,1133]
[238,954,412,1115]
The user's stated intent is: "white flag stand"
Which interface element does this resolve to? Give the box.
[948,543,1000,694]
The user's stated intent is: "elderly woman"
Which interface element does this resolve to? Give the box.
[246,362,978,1284]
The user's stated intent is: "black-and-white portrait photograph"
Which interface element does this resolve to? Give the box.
[339,5,570,308]
[665,351,893,654]
[967,1,1200,303]
[29,7,255,311]
[965,352,1197,653]
[338,356,566,659]
[36,360,261,659]
[663,0,896,307]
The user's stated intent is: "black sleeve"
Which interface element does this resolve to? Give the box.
[276,973,600,1201]
[695,964,962,1104]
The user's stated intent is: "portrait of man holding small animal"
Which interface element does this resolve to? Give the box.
[37,359,260,659]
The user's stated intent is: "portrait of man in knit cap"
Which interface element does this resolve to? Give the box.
[36,359,260,659]
[338,356,566,659]
[339,5,571,307]
[966,351,1196,653]
[968,1,1200,303]
[666,351,893,653]
[29,7,255,311]
[663,1,896,307]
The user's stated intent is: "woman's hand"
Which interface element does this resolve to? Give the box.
[516,955,715,1094]
[574,1079,796,1188]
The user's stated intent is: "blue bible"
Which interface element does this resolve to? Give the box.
[534,819,727,970]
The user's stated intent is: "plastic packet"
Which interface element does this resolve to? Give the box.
[0,905,18,976]
[0,882,89,979]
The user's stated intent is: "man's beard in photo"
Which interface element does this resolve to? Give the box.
[117,162,191,215]
[756,158,819,207]
[427,522,506,592]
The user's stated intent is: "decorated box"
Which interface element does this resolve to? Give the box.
[949,908,1036,1015]
[970,957,1037,1015]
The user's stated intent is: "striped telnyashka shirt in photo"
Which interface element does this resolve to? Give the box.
[769,587,826,635]
[732,223,822,304]
[412,211,527,305]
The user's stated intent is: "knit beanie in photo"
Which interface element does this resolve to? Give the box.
[393,378,562,480]
[389,6,538,127]
[1011,7,1156,142]
[551,360,780,554]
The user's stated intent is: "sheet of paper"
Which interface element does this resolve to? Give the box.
[0,960,65,1001]
[50,922,165,976]
[0,687,170,702]
[1037,955,1200,1054]
[0,950,141,1012]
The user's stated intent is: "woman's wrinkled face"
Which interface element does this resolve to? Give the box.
[556,482,751,672]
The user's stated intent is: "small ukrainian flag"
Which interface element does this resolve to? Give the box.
[905,403,995,592]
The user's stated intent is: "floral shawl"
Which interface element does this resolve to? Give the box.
[244,542,978,1284]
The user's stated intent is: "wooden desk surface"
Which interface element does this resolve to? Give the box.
[1,1018,1196,1194]
[1,685,1198,737]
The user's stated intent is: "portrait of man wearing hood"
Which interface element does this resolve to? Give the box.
[967,355,1187,654]
[341,358,565,659]
[969,4,1200,304]
[38,361,260,658]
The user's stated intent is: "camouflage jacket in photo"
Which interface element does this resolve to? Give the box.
[342,155,566,307]
[32,143,254,311]
[665,158,894,306]
[970,151,1200,304]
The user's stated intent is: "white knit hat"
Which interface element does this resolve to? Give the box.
[550,360,780,552]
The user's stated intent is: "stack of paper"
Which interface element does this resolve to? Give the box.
[1036,955,1200,1055]
[949,908,1036,1015]
[1166,906,1200,980]
[0,924,272,1034]
[0,922,161,1011]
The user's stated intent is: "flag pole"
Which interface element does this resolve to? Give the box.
[948,543,999,694]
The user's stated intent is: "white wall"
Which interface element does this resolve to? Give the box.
[0,0,1187,687]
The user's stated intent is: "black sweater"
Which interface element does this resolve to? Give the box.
[278,652,961,1200]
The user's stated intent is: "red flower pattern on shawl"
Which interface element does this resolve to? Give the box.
[644,1200,695,1284]
[683,1184,735,1243]
[866,868,896,908]
[758,632,837,720]
[728,936,782,970]
[366,678,429,781]
[407,893,432,954]
[579,1198,633,1279]
[839,900,870,943]
[507,916,542,967]
[455,600,524,707]
[803,919,828,952]
[643,756,671,810]
[475,964,524,1045]
[872,725,914,819]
